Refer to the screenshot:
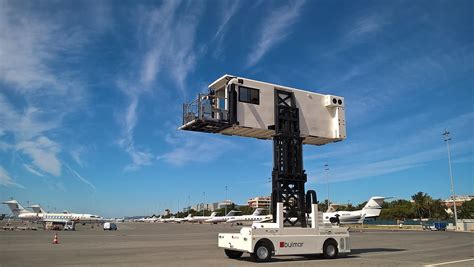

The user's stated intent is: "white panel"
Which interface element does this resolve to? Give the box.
[212,76,346,146]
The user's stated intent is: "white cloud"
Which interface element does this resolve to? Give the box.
[23,164,45,177]
[138,0,204,91]
[246,0,306,67]
[213,0,240,40]
[0,3,86,93]
[157,133,236,166]
[0,166,24,188]
[344,15,383,45]
[66,165,96,192]
[16,136,62,177]
[116,1,205,170]
[116,85,154,171]
[0,2,92,184]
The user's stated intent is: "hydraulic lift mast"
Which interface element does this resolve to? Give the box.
[271,90,307,227]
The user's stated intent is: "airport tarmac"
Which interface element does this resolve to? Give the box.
[0,222,473,266]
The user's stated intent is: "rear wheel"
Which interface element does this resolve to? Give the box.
[252,242,272,262]
[224,249,243,259]
[323,239,338,259]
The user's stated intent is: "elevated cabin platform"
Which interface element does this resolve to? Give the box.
[179,75,346,146]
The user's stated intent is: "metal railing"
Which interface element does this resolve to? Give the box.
[182,93,228,125]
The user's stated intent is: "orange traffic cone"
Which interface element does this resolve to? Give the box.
[52,233,59,244]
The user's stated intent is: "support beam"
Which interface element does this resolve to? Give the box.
[271,90,307,227]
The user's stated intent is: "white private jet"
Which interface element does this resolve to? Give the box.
[187,212,219,223]
[2,199,104,225]
[205,210,242,224]
[172,214,192,223]
[323,196,386,224]
[225,208,272,225]
[28,204,46,214]
[140,215,163,223]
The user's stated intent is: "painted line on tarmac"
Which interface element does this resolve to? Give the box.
[425,258,474,266]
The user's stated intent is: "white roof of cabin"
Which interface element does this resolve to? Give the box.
[208,74,327,97]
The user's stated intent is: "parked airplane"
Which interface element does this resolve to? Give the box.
[2,199,104,225]
[205,210,242,224]
[172,214,192,223]
[28,204,46,214]
[187,212,219,223]
[139,215,163,223]
[161,216,177,223]
[225,208,272,225]
[323,196,386,224]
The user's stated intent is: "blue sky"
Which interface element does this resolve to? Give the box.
[0,0,472,217]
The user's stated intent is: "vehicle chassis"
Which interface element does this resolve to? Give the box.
[218,202,351,262]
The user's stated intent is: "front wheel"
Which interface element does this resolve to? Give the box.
[323,240,338,259]
[252,243,272,262]
[224,249,243,259]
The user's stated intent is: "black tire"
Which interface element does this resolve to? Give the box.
[224,249,243,259]
[252,242,272,262]
[323,239,338,259]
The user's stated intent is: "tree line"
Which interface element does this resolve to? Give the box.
[162,192,473,220]
[335,191,473,220]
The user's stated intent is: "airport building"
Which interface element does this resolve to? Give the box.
[247,196,271,209]
[444,195,474,214]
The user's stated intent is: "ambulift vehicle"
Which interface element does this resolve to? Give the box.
[181,75,350,262]
[219,201,350,262]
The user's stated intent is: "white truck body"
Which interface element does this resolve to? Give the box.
[218,203,350,260]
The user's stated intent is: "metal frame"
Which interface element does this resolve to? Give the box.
[271,90,307,227]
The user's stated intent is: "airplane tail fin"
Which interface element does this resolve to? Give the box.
[210,212,218,217]
[252,208,265,216]
[326,204,339,213]
[29,204,46,213]
[362,197,385,218]
[2,199,29,216]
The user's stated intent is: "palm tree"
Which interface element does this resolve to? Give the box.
[411,192,431,220]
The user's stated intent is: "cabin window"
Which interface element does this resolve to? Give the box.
[238,86,259,105]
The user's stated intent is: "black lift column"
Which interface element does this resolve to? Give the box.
[271,90,307,227]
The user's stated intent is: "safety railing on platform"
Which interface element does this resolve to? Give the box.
[182,93,228,125]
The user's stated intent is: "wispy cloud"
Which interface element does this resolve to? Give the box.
[66,165,96,192]
[0,166,24,188]
[344,14,384,45]
[213,0,240,40]
[246,0,306,67]
[138,0,204,91]
[316,139,473,183]
[157,132,237,166]
[116,83,154,171]
[16,136,62,177]
[23,164,45,177]
[0,2,91,184]
[70,147,87,168]
[210,0,241,58]
[116,1,204,170]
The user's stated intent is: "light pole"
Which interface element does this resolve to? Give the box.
[324,164,330,206]
[225,186,228,216]
[443,129,458,229]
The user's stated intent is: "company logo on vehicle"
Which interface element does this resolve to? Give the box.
[279,241,304,248]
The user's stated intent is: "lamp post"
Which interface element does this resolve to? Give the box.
[225,186,228,216]
[443,129,458,229]
[324,164,330,206]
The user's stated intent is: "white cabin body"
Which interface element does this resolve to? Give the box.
[180,75,346,145]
